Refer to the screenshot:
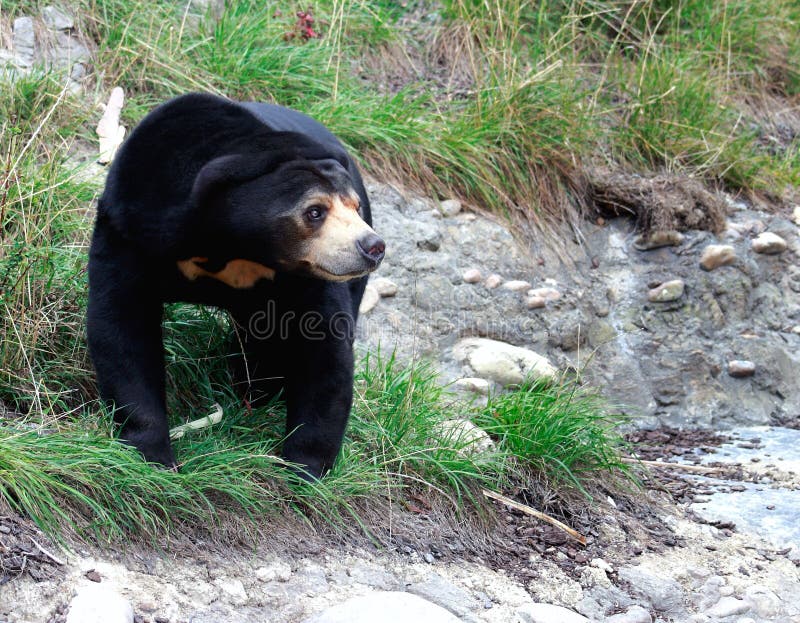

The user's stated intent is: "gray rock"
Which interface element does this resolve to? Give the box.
[65,585,134,623]
[406,573,478,617]
[42,6,75,30]
[12,17,36,68]
[371,277,398,297]
[605,605,652,623]
[516,603,588,623]
[647,279,684,303]
[412,222,442,251]
[743,585,783,618]
[452,338,556,386]
[434,419,494,455]
[438,199,462,217]
[705,596,749,618]
[700,245,736,271]
[452,377,490,395]
[727,360,755,378]
[348,563,398,590]
[617,566,686,614]
[303,592,461,623]
[752,232,787,254]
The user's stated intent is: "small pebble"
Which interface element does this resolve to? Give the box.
[371,277,398,297]
[438,199,462,217]
[728,360,755,378]
[526,296,546,309]
[700,245,736,271]
[751,232,787,254]
[502,280,531,292]
[462,268,482,284]
[485,274,503,289]
[527,287,561,301]
[359,285,380,314]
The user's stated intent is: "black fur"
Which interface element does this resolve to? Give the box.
[87,93,377,479]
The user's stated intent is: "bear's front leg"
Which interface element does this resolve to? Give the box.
[87,225,176,468]
[281,331,355,480]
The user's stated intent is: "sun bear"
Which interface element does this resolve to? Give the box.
[87,93,385,479]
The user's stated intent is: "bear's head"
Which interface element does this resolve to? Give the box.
[190,133,384,282]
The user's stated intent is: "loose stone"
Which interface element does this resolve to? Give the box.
[728,360,755,378]
[462,268,482,283]
[634,230,684,250]
[526,296,546,309]
[359,285,380,314]
[705,596,750,618]
[527,287,561,301]
[453,377,490,395]
[371,277,398,297]
[502,280,531,292]
[751,232,787,254]
[484,274,503,289]
[647,279,685,303]
[700,245,736,271]
[438,199,462,217]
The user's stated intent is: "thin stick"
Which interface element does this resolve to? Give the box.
[622,458,724,474]
[28,536,65,566]
[481,489,587,546]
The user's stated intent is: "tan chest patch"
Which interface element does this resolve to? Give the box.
[177,257,275,289]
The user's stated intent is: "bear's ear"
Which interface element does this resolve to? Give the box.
[190,151,286,208]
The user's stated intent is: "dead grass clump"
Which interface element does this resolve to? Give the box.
[588,168,727,234]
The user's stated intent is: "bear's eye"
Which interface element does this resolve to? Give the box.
[304,206,326,222]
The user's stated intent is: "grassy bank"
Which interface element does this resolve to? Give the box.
[4,0,796,538]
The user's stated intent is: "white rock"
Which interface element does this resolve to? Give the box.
[517,603,588,623]
[700,245,736,271]
[371,277,398,297]
[527,287,561,301]
[743,585,782,618]
[255,561,292,582]
[435,419,495,455]
[438,199,462,217]
[752,232,787,254]
[213,577,248,606]
[97,87,126,165]
[502,280,531,292]
[647,279,685,303]
[706,596,750,618]
[303,592,460,623]
[462,268,482,283]
[452,338,557,386]
[453,377,490,395]
[525,296,546,309]
[66,585,134,623]
[590,558,614,573]
[793,205,800,226]
[792,325,800,335]
[605,605,652,623]
[484,273,503,289]
[359,285,379,314]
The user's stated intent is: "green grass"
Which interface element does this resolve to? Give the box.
[3,0,796,539]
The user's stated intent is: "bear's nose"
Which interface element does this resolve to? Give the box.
[357,233,385,265]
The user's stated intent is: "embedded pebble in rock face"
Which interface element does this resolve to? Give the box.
[751,231,788,254]
[452,338,557,386]
[699,245,736,271]
[705,596,750,618]
[434,419,495,455]
[727,360,756,378]
[302,591,461,623]
[359,284,379,314]
[525,295,546,309]
[527,287,561,301]
[371,277,398,297]
[453,377,491,395]
[647,279,685,303]
[413,222,443,251]
[516,603,589,623]
[438,199,462,217]
[633,230,684,250]
[604,605,652,623]
[462,268,482,283]
[484,274,503,289]
[65,584,134,623]
[501,280,531,292]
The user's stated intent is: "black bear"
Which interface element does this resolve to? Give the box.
[87,93,385,479]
